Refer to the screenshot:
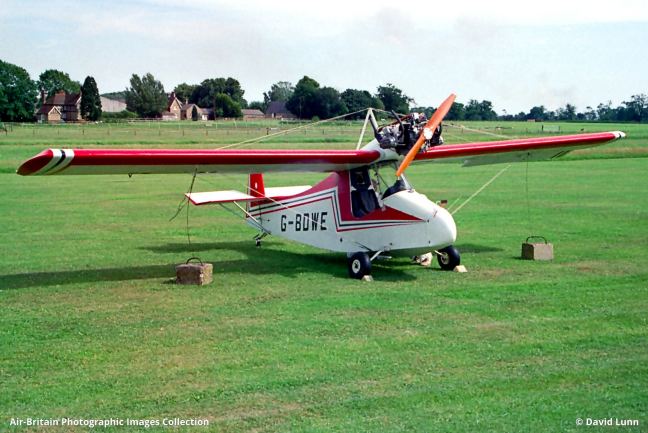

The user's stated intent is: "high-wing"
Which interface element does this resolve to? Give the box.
[17,148,382,176]
[413,131,624,166]
[17,131,623,176]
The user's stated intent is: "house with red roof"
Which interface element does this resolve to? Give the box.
[162,92,212,121]
[36,91,82,123]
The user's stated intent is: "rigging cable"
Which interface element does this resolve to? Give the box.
[451,165,512,216]
[169,169,198,246]
[214,108,370,150]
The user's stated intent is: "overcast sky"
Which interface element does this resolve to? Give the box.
[1,0,647,113]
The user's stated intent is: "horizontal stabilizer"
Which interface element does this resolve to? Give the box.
[186,185,311,206]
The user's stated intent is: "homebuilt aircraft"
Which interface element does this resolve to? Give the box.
[18,94,625,278]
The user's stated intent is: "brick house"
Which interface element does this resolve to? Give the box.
[165,92,183,120]
[181,103,211,121]
[265,101,295,119]
[36,91,82,123]
[163,92,212,120]
[241,109,265,120]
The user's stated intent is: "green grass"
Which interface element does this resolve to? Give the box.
[1,121,647,432]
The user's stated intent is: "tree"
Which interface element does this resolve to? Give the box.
[622,94,648,122]
[38,69,80,98]
[411,106,435,118]
[376,83,411,114]
[173,83,197,104]
[224,77,246,107]
[214,93,241,118]
[582,106,597,121]
[556,103,577,121]
[263,81,294,109]
[0,59,38,122]
[125,73,167,118]
[341,89,383,119]
[285,77,350,119]
[191,77,246,108]
[478,100,497,120]
[597,101,616,122]
[316,87,347,119]
[463,99,497,121]
[80,76,102,121]
[248,101,265,111]
[527,105,546,121]
[464,99,482,120]
[286,76,321,119]
[446,102,465,121]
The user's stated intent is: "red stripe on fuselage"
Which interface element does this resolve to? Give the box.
[250,194,421,232]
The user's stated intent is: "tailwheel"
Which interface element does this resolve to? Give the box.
[437,245,460,270]
[348,252,372,279]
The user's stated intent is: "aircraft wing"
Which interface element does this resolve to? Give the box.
[16,131,624,176]
[17,148,382,176]
[413,131,624,166]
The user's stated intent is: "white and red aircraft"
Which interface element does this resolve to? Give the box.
[18,94,624,278]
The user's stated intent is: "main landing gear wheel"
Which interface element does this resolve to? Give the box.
[437,245,460,271]
[348,252,372,279]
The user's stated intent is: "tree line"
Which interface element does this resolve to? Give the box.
[1,58,647,123]
[0,60,102,122]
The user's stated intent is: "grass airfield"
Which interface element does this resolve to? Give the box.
[1,121,647,432]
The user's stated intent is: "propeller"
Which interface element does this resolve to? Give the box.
[395,93,456,178]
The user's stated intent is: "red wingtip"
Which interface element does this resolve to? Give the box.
[17,149,54,176]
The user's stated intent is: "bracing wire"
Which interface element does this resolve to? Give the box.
[174,110,521,235]
[168,108,383,243]
[214,108,371,150]
[444,123,517,140]
[525,154,531,232]
[451,165,511,216]
[196,172,330,232]
[169,169,198,246]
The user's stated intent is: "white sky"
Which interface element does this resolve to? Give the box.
[1,0,647,113]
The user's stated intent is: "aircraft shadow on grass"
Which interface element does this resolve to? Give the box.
[0,241,501,290]
[455,243,503,254]
[143,240,416,281]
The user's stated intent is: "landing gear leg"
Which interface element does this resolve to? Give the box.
[436,245,461,270]
[254,232,268,247]
[348,252,372,279]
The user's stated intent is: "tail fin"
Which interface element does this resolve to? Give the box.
[247,173,265,212]
[248,173,265,197]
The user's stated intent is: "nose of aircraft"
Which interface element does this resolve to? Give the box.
[381,189,457,250]
[429,205,457,248]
